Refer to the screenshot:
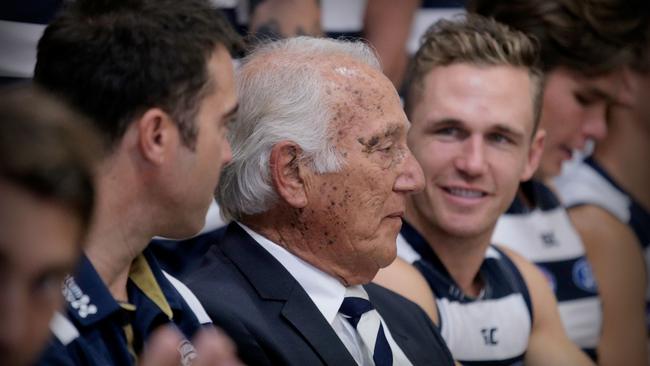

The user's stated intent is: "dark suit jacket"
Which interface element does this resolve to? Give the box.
[185,223,454,366]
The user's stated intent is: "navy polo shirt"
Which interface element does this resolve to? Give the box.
[37,248,210,365]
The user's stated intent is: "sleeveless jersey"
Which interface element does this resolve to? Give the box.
[397,221,533,366]
[556,157,650,333]
[492,180,600,359]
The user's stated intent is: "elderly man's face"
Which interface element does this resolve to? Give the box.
[302,63,424,285]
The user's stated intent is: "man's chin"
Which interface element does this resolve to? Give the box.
[162,217,206,240]
[376,244,398,269]
[344,269,380,286]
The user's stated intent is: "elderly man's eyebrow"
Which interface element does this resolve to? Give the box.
[357,123,404,151]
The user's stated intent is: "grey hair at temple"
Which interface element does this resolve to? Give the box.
[217,36,380,221]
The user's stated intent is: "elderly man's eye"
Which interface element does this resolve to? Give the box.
[378,145,393,153]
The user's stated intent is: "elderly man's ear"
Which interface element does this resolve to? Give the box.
[270,141,309,209]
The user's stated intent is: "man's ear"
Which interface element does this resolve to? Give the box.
[270,141,308,209]
[136,108,178,165]
[521,128,546,181]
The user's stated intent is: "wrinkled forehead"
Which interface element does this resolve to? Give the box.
[322,60,406,132]
[322,56,389,92]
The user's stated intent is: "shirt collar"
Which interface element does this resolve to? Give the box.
[138,248,185,313]
[63,254,121,326]
[237,222,346,325]
[63,249,185,327]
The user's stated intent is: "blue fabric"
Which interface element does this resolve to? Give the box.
[402,221,533,311]
[0,0,62,23]
[151,226,227,279]
[339,297,374,327]
[422,0,466,8]
[37,249,204,365]
[506,180,561,213]
[186,222,455,365]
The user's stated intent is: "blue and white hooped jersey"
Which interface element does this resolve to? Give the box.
[556,157,650,334]
[492,180,601,359]
[397,221,532,366]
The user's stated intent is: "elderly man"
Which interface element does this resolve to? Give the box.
[374,15,595,365]
[185,36,455,365]
[33,0,241,364]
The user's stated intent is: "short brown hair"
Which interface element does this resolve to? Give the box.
[404,14,544,132]
[577,0,650,72]
[468,0,636,75]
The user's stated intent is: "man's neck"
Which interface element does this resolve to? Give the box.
[241,209,375,287]
[405,200,493,298]
[83,164,154,302]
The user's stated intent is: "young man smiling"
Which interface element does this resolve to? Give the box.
[375,15,593,366]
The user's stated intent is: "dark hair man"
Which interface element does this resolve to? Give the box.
[34,0,242,364]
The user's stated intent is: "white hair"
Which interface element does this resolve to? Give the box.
[217,36,381,221]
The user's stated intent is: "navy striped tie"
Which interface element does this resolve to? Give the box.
[339,292,393,366]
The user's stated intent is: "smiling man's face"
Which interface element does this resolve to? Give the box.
[407,63,542,239]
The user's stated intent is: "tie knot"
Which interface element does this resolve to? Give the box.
[339,287,375,327]
[340,296,374,320]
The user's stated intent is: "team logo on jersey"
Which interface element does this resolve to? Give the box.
[178,339,198,366]
[481,327,499,345]
[62,275,98,318]
[572,258,598,293]
[536,265,556,293]
[540,232,558,247]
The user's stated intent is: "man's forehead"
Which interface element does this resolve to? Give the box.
[578,70,629,102]
[322,55,381,82]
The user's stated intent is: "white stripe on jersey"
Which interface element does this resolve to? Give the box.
[437,294,531,362]
[493,207,584,262]
[558,297,602,349]
[163,271,212,325]
[396,233,421,263]
[555,161,631,222]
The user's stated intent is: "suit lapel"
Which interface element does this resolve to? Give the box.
[220,223,357,365]
[281,287,357,365]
